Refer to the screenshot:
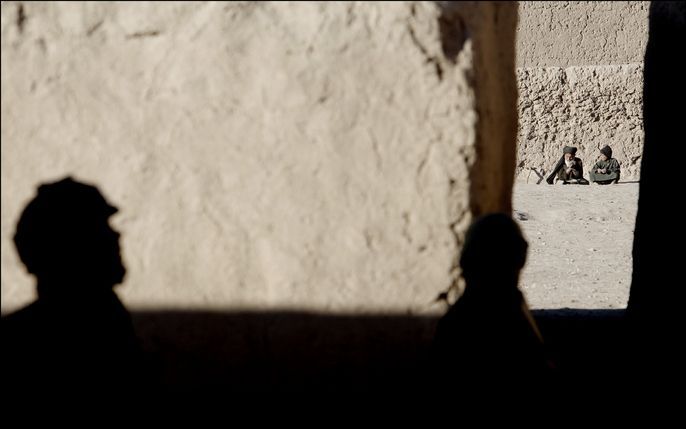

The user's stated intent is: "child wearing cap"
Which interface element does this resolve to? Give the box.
[589,145,621,184]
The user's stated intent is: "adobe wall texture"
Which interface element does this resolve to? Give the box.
[515,1,649,181]
[1,1,516,317]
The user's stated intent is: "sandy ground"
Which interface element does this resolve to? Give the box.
[512,182,639,310]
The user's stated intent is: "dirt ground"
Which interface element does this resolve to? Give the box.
[512,182,639,310]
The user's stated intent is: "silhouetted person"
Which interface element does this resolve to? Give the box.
[432,213,552,389]
[2,177,144,394]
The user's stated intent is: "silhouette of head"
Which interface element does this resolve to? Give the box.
[459,213,528,287]
[13,177,125,298]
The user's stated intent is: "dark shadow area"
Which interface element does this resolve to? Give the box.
[533,309,628,379]
[123,308,626,392]
[627,1,685,382]
[131,311,438,392]
[437,4,467,63]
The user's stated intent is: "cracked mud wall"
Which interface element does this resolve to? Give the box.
[1,2,517,316]
[516,1,649,180]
